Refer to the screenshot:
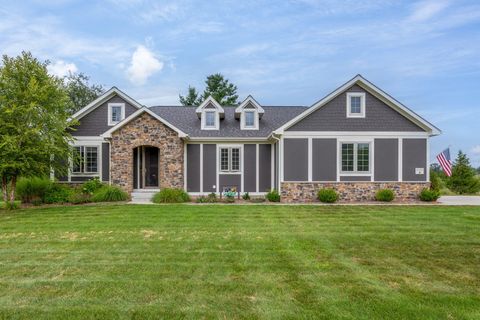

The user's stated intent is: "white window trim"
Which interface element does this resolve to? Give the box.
[241,109,259,130]
[70,142,102,177]
[201,110,220,130]
[108,103,125,126]
[346,92,366,118]
[217,145,243,174]
[338,140,372,175]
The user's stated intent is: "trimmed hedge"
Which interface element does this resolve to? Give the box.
[266,189,280,202]
[153,188,190,203]
[92,186,129,202]
[419,188,440,202]
[317,188,339,203]
[375,189,395,202]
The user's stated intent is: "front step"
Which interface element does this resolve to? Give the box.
[130,189,159,204]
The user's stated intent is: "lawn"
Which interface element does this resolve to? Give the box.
[0,205,479,319]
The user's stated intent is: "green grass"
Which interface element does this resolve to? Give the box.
[0,205,479,319]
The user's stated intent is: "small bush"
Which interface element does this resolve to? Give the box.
[317,188,339,203]
[419,188,440,202]
[375,189,395,202]
[44,184,73,204]
[16,177,52,203]
[223,196,235,203]
[92,185,129,202]
[0,201,21,210]
[242,192,250,200]
[196,193,217,203]
[430,170,442,192]
[68,192,91,204]
[152,188,190,203]
[82,177,104,195]
[266,189,280,202]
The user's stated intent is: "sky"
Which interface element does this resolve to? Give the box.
[0,0,479,166]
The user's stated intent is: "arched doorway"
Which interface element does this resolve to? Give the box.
[133,146,159,189]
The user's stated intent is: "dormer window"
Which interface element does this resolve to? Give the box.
[235,95,264,130]
[205,110,216,128]
[196,96,224,130]
[108,103,125,126]
[346,92,365,118]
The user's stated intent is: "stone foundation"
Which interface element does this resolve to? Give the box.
[110,112,184,193]
[281,182,429,203]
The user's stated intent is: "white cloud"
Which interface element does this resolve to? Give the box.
[126,45,163,85]
[408,0,450,22]
[472,145,480,155]
[140,3,180,22]
[47,60,78,77]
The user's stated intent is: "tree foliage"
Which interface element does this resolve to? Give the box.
[179,73,239,106]
[0,52,75,207]
[63,72,104,114]
[446,151,480,194]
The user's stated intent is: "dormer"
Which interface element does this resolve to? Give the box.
[235,95,264,130]
[196,96,224,130]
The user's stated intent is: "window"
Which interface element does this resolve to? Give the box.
[205,111,216,128]
[72,146,98,174]
[108,103,125,126]
[341,142,370,173]
[219,147,241,172]
[244,111,255,128]
[346,92,365,118]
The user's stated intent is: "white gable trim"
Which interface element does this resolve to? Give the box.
[273,75,441,136]
[195,96,224,117]
[235,95,265,117]
[101,107,188,138]
[70,87,144,121]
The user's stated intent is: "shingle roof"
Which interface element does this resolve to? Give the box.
[149,105,307,138]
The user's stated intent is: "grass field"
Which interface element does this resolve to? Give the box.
[0,204,479,319]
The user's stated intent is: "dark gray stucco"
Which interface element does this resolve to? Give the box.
[287,84,425,132]
[403,138,427,181]
[259,144,271,192]
[340,176,371,181]
[374,139,398,181]
[284,139,308,181]
[102,143,110,182]
[187,144,200,192]
[73,95,138,136]
[312,139,337,181]
[243,144,256,192]
[203,144,217,193]
[219,174,242,192]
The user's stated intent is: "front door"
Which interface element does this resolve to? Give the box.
[144,147,159,187]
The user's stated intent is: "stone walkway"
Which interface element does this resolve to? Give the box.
[438,196,480,206]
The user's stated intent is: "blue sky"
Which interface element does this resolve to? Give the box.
[1,0,479,166]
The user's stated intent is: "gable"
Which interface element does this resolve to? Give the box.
[72,95,138,136]
[287,84,425,132]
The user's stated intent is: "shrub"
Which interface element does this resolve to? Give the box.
[430,170,442,192]
[317,188,339,203]
[447,151,480,194]
[92,185,129,202]
[223,196,235,203]
[44,183,73,204]
[419,188,440,202]
[152,188,190,203]
[0,201,21,210]
[82,177,104,195]
[207,193,217,202]
[266,189,280,202]
[242,192,250,200]
[68,192,91,204]
[16,177,52,203]
[197,193,218,203]
[375,189,395,202]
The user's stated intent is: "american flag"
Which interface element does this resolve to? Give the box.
[436,148,453,177]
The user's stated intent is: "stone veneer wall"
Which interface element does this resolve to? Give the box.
[110,112,184,193]
[281,182,429,203]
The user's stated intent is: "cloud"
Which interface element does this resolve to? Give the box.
[472,145,480,155]
[47,60,78,77]
[408,0,450,22]
[139,3,181,22]
[126,45,163,85]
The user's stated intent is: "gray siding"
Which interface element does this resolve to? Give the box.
[187,144,200,192]
[288,84,424,132]
[259,144,271,192]
[102,143,110,182]
[284,139,308,181]
[73,95,138,136]
[244,144,256,192]
[403,138,427,181]
[203,144,216,193]
[312,139,336,181]
[340,176,371,182]
[219,175,242,192]
[374,139,398,181]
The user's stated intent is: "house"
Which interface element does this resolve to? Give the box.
[59,75,440,202]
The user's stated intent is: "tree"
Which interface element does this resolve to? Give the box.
[0,52,75,208]
[179,73,239,106]
[446,151,480,194]
[179,86,202,106]
[63,72,104,114]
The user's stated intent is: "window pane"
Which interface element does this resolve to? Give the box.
[341,143,354,171]
[245,111,255,127]
[72,146,83,173]
[220,148,229,171]
[357,143,369,171]
[350,96,361,114]
[205,112,216,127]
[85,147,98,173]
[231,148,240,171]
[111,106,122,122]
